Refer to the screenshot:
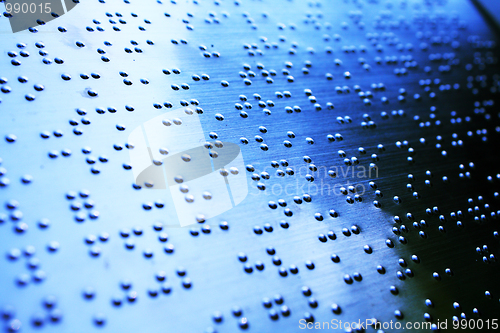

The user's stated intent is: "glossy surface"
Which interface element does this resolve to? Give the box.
[0,0,499,332]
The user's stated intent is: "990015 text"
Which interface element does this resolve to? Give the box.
[5,2,51,14]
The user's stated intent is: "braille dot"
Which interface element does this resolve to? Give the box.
[394,310,404,319]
